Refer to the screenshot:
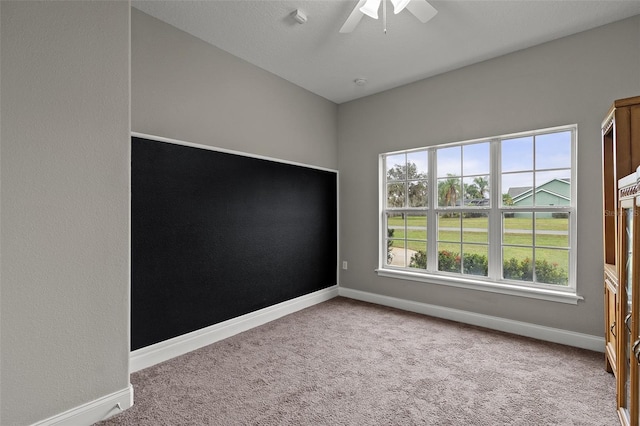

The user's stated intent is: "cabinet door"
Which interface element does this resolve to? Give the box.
[606,278,618,375]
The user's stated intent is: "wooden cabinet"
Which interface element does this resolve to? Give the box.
[617,174,640,425]
[602,95,640,426]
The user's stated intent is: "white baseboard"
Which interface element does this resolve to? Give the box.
[338,287,604,352]
[31,384,133,426]
[130,285,340,372]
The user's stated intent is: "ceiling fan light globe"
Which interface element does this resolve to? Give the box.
[391,0,411,14]
[360,0,381,19]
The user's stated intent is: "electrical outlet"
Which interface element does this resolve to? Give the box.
[342,261,348,270]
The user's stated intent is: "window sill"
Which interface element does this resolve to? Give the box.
[375,268,583,305]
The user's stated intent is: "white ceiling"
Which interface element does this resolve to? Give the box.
[133,0,640,104]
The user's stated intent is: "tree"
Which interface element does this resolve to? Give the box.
[473,176,489,199]
[408,180,428,207]
[387,183,405,208]
[464,183,480,201]
[502,193,514,206]
[438,175,460,207]
[387,162,424,181]
[387,162,427,208]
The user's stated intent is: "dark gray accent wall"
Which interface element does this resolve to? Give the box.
[131,137,337,350]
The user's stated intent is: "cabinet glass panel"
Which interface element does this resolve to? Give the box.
[624,206,633,421]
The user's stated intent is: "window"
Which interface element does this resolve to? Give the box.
[379,125,579,303]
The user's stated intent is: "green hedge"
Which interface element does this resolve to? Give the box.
[409,250,567,285]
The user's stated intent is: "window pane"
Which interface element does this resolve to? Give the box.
[502,136,533,172]
[387,213,404,227]
[387,216,405,240]
[408,241,427,270]
[463,143,490,175]
[387,242,406,267]
[387,212,428,269]
[463,176,489,206]
[386,154,406,181]
[408,213,427,269]
[462,244,488,276]
[503,212,532,246]
[438,177,461,207]
[463,214,488,243]
[438,242,461,273]
[386,213,405,266]
[406,213,427,241]
[534,171,570,206]
[407,151,428,177]
[437,146,461,177]
[535,131,571,170]
[535,248,569,285]
[439,213,461,242]
[535,213,569,248]
[387,183,406,208]
[503,247,533,282]
[408,180,428,207]
[386,214,403,267]
[502,172,533,207]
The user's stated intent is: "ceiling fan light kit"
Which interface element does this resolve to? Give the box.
[360,0,381,19]
[340,0,438,33]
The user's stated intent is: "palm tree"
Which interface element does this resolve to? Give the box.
[438,175,460,207]
[473,176,489,199]
[464,183,480,201]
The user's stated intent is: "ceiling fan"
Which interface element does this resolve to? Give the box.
[339,0,437,33]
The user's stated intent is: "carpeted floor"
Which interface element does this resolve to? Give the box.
[99,297,617,425]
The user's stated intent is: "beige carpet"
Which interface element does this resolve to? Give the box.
[99,297,617,425]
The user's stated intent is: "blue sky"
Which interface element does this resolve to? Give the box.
[502,131,571,193]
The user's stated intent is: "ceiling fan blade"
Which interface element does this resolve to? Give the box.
[339,0,368,33]
[405,0,437,23]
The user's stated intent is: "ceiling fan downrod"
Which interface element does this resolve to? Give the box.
[383,0,387,34]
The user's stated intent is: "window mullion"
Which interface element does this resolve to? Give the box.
[489,139,502,280]
[427,148,438,271]
[380,155,386,268]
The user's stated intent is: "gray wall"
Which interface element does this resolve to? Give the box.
[338,15,640,337]
[1,1,131,425]
[1,3,637,424]
[132,8,338,170]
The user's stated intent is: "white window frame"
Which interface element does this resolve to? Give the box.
[376,125,581,304]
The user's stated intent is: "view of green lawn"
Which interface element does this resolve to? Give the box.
[387,215,569,266]
[388,215,568,231]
